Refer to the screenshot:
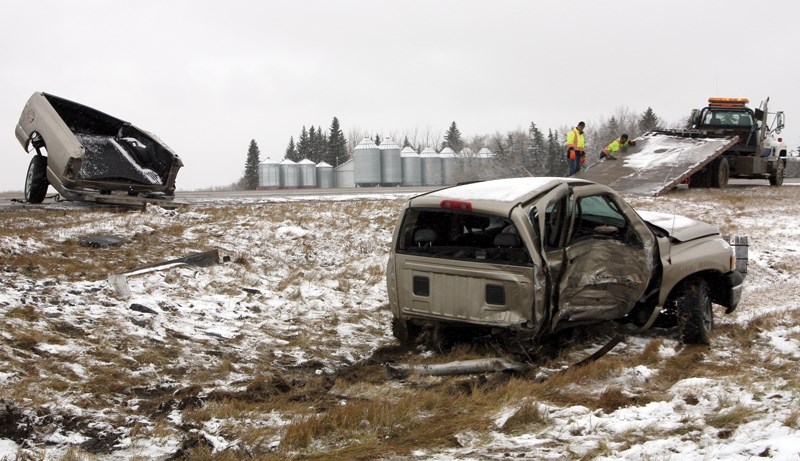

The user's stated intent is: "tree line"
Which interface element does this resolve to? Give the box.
[239,107,665,189]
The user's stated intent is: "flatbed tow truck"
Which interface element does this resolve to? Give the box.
[579,97,787,196]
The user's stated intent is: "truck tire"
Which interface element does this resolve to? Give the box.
[711,158,729,189]
[769,159,785,186]
[24,155,49,203]
[675,278,713,345]
[689,168,711,188]
[392,317,420,347]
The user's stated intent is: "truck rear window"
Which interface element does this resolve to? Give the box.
[396,209,531,266]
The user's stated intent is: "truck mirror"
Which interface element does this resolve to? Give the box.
[754,108,765,120]
[775,112,784,134]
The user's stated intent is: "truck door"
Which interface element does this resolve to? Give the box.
[537,184,656,329]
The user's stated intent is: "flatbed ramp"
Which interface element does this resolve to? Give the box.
[577,132,739,196]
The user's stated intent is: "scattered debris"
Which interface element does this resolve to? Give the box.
[78,234,131,248]
[129,303,159,315]
[385,358,529,379]
[108,249,225,298]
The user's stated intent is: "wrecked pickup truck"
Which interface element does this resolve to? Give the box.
[386,177,747,351]
[15,92,183,206]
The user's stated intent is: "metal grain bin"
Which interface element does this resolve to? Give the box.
[380,137,402,186]
[334,158,355,188]
[316,161,334,189]
[297,159,317,188]
[353,137,381,186]
[279,159,299,188]
[458,147,477,182]
[400,146,422,186]
[478,147,495,180]
[420,147,442,186]
[439,146,456,185]
[258,160,280,189]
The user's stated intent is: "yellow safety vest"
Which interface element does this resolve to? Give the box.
[566,128,585,152]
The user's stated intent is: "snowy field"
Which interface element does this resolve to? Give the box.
[1,184,799,460]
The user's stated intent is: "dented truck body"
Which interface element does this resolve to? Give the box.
[15,92,183,205]
[386,177,746,349]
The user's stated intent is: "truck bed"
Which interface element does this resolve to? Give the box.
[578,132,739,196]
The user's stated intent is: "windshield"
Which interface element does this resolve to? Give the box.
[703,110,754,128]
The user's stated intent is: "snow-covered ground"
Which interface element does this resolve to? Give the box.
[1,185,799,460]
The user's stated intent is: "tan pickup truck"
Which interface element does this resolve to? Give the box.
[15,92,183,206]
[386,177,747,350]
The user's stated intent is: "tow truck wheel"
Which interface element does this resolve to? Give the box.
[689,169,711,188]
[24,155,49,203]
[769,159,785,186]
[711,158,729,189]
[676,278,713,345]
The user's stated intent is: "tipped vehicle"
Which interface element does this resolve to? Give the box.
[15,92,184,206]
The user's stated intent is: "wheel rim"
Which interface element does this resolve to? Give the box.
[25,159,35,199]
[701,295,713,332]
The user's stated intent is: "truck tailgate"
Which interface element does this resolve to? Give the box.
[578,132,739,196]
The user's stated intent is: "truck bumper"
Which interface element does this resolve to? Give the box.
[725,270,745,314]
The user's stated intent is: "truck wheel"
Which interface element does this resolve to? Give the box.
[711,158,729,188]
[24,155,49,203]
[392,317,420,347]
[675,278,713,345]
[769,159,785,186]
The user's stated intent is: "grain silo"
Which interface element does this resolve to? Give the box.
[439,147,456,185]
[353,137,381,186]
[297,159,317,188]
[400,146,422,186]
[478,147,495,179]
[258,160,280,189]
[334,158,355,188]
[279,159,299,188]
[379,137,402,186]
[458,147,478,182]
[316,162,334,189]
[420,147,442,186]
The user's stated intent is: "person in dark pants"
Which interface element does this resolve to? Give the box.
[566,121,586,176]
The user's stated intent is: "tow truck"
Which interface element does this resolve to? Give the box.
[579,97,787,196]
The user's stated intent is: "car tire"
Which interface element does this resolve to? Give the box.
[676,278,713,345]
[769,159,784,186]
[24,155,49,203]
[711,158,729,189]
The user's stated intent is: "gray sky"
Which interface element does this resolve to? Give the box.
[2,0,798,191]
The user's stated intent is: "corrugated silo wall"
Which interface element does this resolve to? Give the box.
[401,156,422,186]
[298,163,317,188]
[259,164,280,189]
[421,157,443,186]
[279,164,300,188]
[354,147,381,186]
[316,167,333,188]
[381,146,402,185]
[441,157,457,185]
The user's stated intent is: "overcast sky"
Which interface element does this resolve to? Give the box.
[1,0,798,191]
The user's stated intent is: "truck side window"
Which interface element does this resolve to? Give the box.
[544,198,567,251]
[570,195,629,243]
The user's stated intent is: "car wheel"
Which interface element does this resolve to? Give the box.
[675,278,713,345]
[391,317,420,347]
[769,159,784,186]
[711,158,729,188]
[24,155,49,203]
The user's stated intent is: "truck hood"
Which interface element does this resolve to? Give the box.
[638,210,719,242]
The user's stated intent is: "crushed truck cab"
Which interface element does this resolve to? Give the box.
[15,92,183,206]
[386,177,747,350]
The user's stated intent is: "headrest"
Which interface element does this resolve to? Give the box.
[494,232,521,248]
[414,228,437,244]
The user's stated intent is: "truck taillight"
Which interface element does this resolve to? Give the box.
[440,200,472,212]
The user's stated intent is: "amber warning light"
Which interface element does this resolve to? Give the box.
[440,200,472,212]
[708,97,749,108]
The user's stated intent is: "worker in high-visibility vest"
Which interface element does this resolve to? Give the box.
[566,121,586,176]
[600,134,636,160]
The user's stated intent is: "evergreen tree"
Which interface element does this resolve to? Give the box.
[242,139,261,190]
[374,133,381,146]
[402,136,412,148]
[638,107,661,133]
[327,116,347,166]
[308,126,318,162]
[548,129,567,176]
[526,122,547,175]
[444,121,464,153]
[296,126,310,161]
[284,136,297,161]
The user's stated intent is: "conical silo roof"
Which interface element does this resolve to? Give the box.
[459,147,474,156]
[280,159,297,165]
[420,147,438,157]
[298,159,316,165]
[354,137,379,150]
[478,147,494,158]
[380,137,400,149]
[316,161,333,168]
[439,147,456,157]
[401,146,419,157]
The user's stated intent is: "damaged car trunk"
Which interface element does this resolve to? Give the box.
[15,92,183,206]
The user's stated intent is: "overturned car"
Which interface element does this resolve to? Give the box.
[15,92,183,206]
[386,177,747,350]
